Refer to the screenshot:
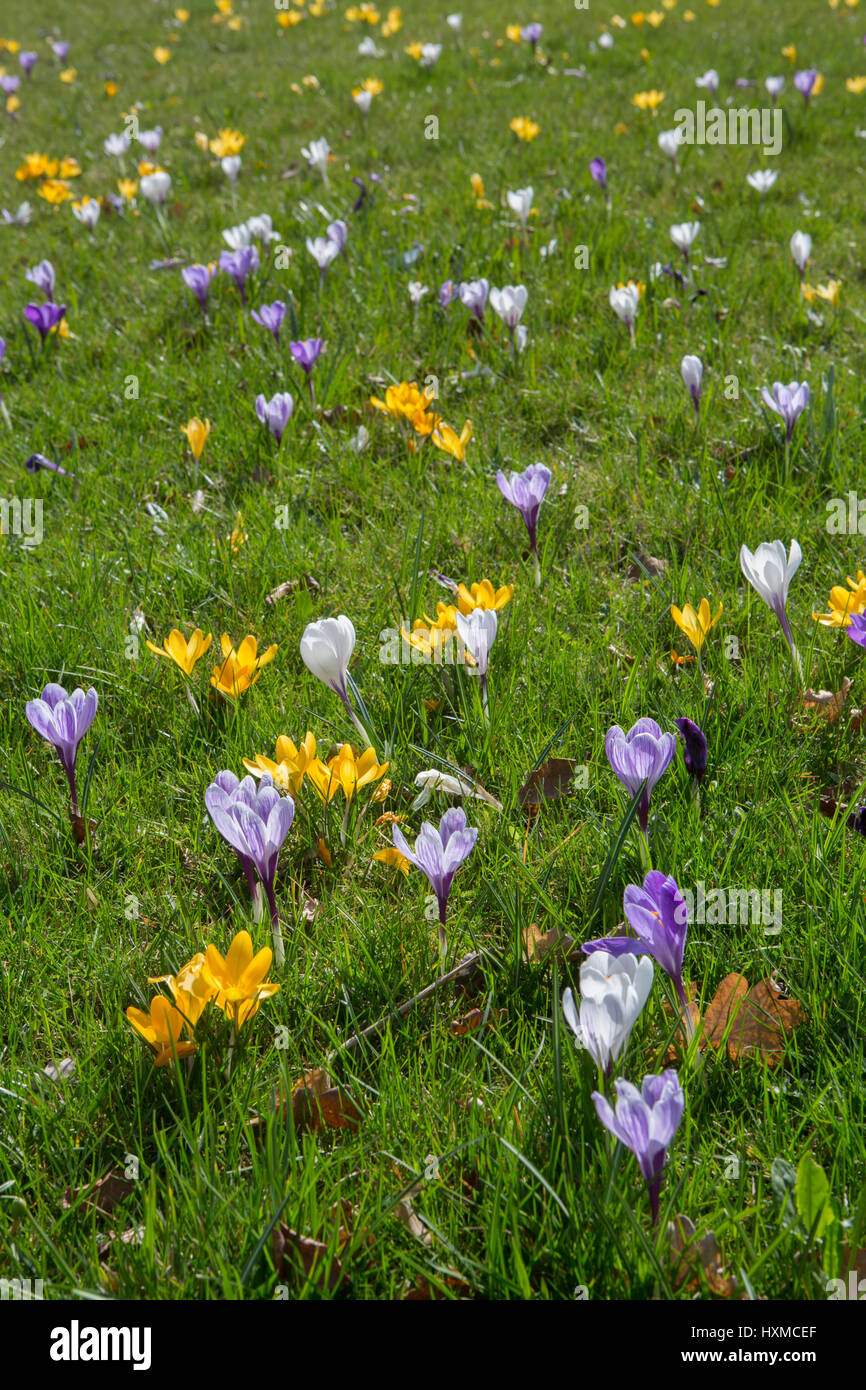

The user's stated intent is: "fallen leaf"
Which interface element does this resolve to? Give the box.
[626,551,668,580]
[522,921,578,964]
[265,574,320,605]
[701,973,805,1063]
[668,1213,738,1297]
[801,678,852,722]
[403,1273,474,1299]
[42,1057,76,1084]
[63,1171,135,1217]
[97,1226,145,1263]
[395,1188,432,1247]
[519,757,578,807]
[272,1223,346,1293]
[450,1006,506,1036]
[301,889,319,922]
[608,643,634,666]
[69,811,98,846]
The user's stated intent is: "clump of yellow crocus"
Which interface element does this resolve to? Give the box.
[210,634,278,698]
[126,995,197,1065]
[202,930,280,1029]
[243,732,318,793]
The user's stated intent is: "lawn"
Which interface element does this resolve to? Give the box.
[0,0,865,1305]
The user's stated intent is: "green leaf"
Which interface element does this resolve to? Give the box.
[796,1152,835,1241]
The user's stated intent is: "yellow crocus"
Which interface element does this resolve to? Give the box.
[405,41,424,60]
[432,420,473,462]
[209,127,246,157]
[510,116,540,142]
[244,732,318,794]
[118,177,138,201]
[632,89,665,111]
[148,953,214,1027]
[153,46,172,64]
[369,380,435,419]
[277,9,304,25]
[201,930,280,1029]
[457,580,513,615]
[813,573,866,627]
[38,179,73,204]
[670,598,723,651]
[846,76,866,94]
[59,157,81,178]
[816,280,841,306]
[176,9,191,21]
[781,44,796,63]
[126,995,197,1065]
[59,67,77,83]
[210,635,278,699]
[146,628,213,675]
[308,744,389,803]
[374,846,410,875]
[505,24,522,41]
[105,81,119,97]
[181,417,210,461]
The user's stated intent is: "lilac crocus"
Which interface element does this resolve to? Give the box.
[255,391,294,444]
[181,263,215,315]
[219,245,259,306]
[439,279,458,309]
[846,613,866,650]
[290,338,324,406]
[205,770,294,966]
[458,278,489,321]
[51,41,71,62]
[0,74,20,95]
[673,717,707,785]
[739,538,803,679]
[760,380,809,443]
[251,300,287,343]
[585,872,689,1007]
[592,1069,685,1224]
[24,302,66,343]
[520,22,542,49]
[495,463,552,584]
[589,157,607,190]
[25,453,76,480]
[327,219,348,254]
[19,51,38,78]
[25,260,57,302]
[794,69,818,106]
[604,718,676,834]
[391,807,478,958]
[25,683,98,815]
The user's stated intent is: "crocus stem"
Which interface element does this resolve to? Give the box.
[344,697,371,748]
[676,979,696,1042]
[437,906,448,967]
[638,829,652,874]
[308,377,315,412]
[481,674,489,728]
[265,880,285,968]
[185,683,200,717]
[340,799,351,848]
[532,550,541,589]
[63,760,80,818]
[648,1174,662,1227]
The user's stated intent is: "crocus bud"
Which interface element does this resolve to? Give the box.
[673,717,708,784]
[789,230,811,279]
[680,355,703,418]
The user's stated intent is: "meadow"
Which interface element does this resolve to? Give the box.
[1,0,865,1305]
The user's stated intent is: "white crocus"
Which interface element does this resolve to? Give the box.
[695,69,719,96]
[302,137,331,185]
[358,37,384,57]
[746,169,778,198]
[658,127,684,169]
[353,89,373,115]
[223,221,252,250]
[506,185,534,227]
[139,171,171,205]
[681,354,703,417]
[609,283,639,338]
[739,539,803,680]
[765,75,785,102]
[306,235,340,275]
[789,230,812,277]
[245,213,281,244]
[138,126,163,155]
[670,220,700,260]
[446,13,462,35]
[563,952,655,1072]
[72,197,100,231]
[489,284,527,331]
[221,155,241,186]
[103,132,130,158]
[300,615,369,742]
[413,769,503,811]
[455,607,498,721]
[420,43,442,68]
[408,280,429,305]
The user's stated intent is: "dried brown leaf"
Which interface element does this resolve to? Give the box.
[518,757,578,807]
[63,1171,136,1217]
[801,678,852,722]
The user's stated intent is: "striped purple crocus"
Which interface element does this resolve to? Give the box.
[24,302,66,342]
[392,807,478,958]
[25,683,98,814]
[604,717,676,833]
[205,770,295,966]
[592,1068,685,1224]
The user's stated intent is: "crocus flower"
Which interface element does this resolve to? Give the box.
[181,262,216,315]
[25,260,55,298]
[289,337,324,374]
[251,300,287,343]
[520,22,542,49]
[19,51,38,77]
[447,13,462,35]
[24,453,76,479]
[761,380,809,442]
[439,279,458,309]
[670,598,722,653]
[24,302,66,343]
[590,157,607,190]
[307,744,389,808]
[495,462,551,584]
[25,683,98,815]
[505,186,533,227]
[695,68,719,96]
[592,1069,685,1224]
[391,807,478,957]
[739,538,803,677]
[609,283,640,339]
[126,995,197,1066]
[563,952,654,1074]
[489,284,528,346]
[746,169,778,201]
[147,953,213,1029]
[794,69,818,105]
[300,614,369,743]
[205,774,294,965]
[255,391,294,444]
[146,629,213,675]
[670,220,700,263]
[139,171,171,205]
[455,606,498,716]
[221,155,241,186]
[327,219,348,253]
[243,732,318,796]
[673,717,707,784]
[301,137,331,184]
[246,213,280,244]
[51,41,71,62]
[680,354,703,417]
[658,127,684,167]
[202,928,281,1027]
[459,278,489,320]
[104,132,130,158]
[210,634,278,700]
[181,417,210,462]
[307,235,340,281]
[0,74,20,95]
[72,197,100,232]
[604,718,676,834]
[138,126,163,155]
[765,75,785,102]
[586,870,689,1007]
[219,245,259,305]
[789,230,811,279]
[846,614,866,649]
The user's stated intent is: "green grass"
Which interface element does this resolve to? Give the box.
[1,0,865,1301]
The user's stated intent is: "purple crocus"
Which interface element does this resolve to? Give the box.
[219,245,259,306]
[352,177,367,213]
[673,717,707,785]
[25,452,76,480]
[181,263,215,316]
[439,279,459,309]
[25,262,57,303]
[520,22,542,50]
[25,683,98,816]
[589,157,607,195]
[495,463,552,584]
[24,302,66,343]
[846,613,866,649]
[255,391,294,444]
[251,300,287,343]
[51,41,71,62]
[289,337,323,374]
[794,69,818,106]
[592,1069,685,1224]
[0,74,21,94]
[847,805,866,834]
[205,770,294,966]
[19,51,38,78]
[459,278,489,321]
[604,718,676,834]
[760,380,809,443]
[392,807,478,958]
[327,219,348,254]
[585,871,689,1006]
